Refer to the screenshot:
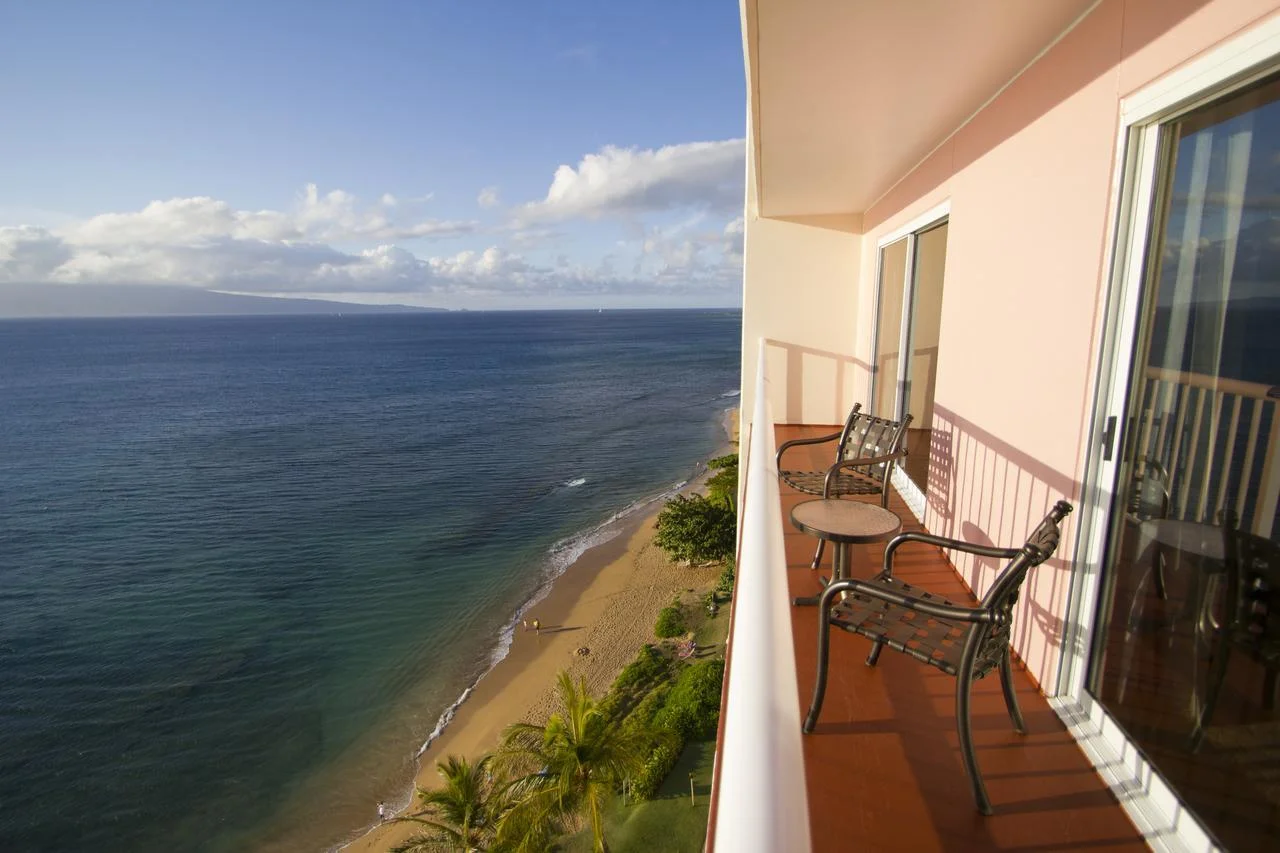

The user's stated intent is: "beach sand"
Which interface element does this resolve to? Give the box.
[339,496,722,852]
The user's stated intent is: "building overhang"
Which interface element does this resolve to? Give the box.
[742,0,1100,218]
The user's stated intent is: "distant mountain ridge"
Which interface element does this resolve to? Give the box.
[0,283,444,318]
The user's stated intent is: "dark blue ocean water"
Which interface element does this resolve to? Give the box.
[0,310,740,852]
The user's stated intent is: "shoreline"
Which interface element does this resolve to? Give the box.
[323,418,738,853]
[336,512,700,852]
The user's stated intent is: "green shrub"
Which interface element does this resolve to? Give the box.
[621,683,680,800]
[654,603,685,638]
[705,453,739,511]
[653,658,725,741]
[600,644,671,722]
[612,644,669,695]
[630,739,683,801]
[623,684,671,732]
[714,557,735,601]
[654,494,735,564]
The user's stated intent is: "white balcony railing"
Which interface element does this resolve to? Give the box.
[1133,366,1279,537]
[709,339,812,853]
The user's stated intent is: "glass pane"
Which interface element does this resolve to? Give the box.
[902,222,947,491]
[1089,73,1280,852]
[872,238,908,418]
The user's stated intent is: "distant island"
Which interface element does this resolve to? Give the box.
[0,283,445,318]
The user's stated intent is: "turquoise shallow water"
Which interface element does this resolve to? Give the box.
[0,309,740,852]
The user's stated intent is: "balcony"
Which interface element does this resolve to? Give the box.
[708,348,1147,852]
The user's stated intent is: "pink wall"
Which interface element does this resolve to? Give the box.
[859,0,1279,689]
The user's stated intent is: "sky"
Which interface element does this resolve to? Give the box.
[0,1,746,310]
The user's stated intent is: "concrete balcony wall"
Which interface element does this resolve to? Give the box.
[742,0,1280,691]
[850,0,1280,690]
[739,123,867,429]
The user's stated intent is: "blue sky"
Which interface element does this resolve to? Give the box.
[0,1,746,309]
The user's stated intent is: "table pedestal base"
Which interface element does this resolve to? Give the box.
[794,542,851,607]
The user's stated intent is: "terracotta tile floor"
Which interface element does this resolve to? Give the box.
[777,425,1147,853]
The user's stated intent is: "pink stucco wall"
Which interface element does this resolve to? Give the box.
[858,0,1279,689]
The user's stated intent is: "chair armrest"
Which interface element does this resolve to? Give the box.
[882,531,1022,576]
[818,577,1000,624]
[776,430,843,469]
[821,452,908,497]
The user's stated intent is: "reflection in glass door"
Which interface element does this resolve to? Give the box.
[871,222,948,496]
[872,239,908,418]
[1088,73,1280,853]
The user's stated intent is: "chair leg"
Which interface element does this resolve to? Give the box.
[804,586,840,733]
[865,640,884,667]
[810,538,826,570]
[956,659,993,815]
[998,648,1026,733]
[1190,636,1231,751]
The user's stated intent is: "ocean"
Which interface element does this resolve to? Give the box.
[0,309,741,852]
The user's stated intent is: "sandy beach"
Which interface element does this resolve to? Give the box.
[337,449,731,852]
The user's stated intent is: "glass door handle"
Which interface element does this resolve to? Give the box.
[1101,415,1118,462]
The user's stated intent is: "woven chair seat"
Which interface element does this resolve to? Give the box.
[830,576,970,676]
[803,501,1074,815]
[779,468,883,497]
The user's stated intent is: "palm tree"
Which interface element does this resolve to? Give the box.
[393,754,510,853]
[499,671,649,853]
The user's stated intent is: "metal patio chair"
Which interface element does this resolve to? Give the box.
[803,500,1074,814]
[1189,509,1280,750]
[776,403,913,568]
[1126,455,1173,599]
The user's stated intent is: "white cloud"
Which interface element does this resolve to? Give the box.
[519,139,744,222]
[291,184,474,242]
[1,166,745,305]
[0,226,74,282]
[429,247,530,282]
[476,186,501,209]
[59,185,474,248]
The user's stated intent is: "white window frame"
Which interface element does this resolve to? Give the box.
[869,200,950,522]
[1051,14,1280,853]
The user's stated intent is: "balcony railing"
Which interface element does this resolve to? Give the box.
[1133,365,1279,537]
[707,339,811,853]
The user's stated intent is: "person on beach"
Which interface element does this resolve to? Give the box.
[522,619,529,632]
[377,801,387,822]
[532,618,541,634]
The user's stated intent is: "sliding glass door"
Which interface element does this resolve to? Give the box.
[871,220,948,502]
[1087,71,1280,853]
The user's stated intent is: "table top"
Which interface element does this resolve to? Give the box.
[1138,518,1225,562]
[791,499,902,544]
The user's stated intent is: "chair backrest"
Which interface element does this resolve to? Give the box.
[969,501,1074,676]
[1126,456,1171,522]
[835,405,914,484]
[1221,510,1280,658]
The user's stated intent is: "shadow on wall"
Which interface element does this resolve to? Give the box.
[763,338,872,425]
[927,403,1085,690]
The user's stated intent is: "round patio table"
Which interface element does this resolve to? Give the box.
[791,499,902,606]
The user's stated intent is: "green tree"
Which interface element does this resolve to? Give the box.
[654,494,735,564]
[704,453,739,511]
[394,754,511,853]
[499,671,648,853]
